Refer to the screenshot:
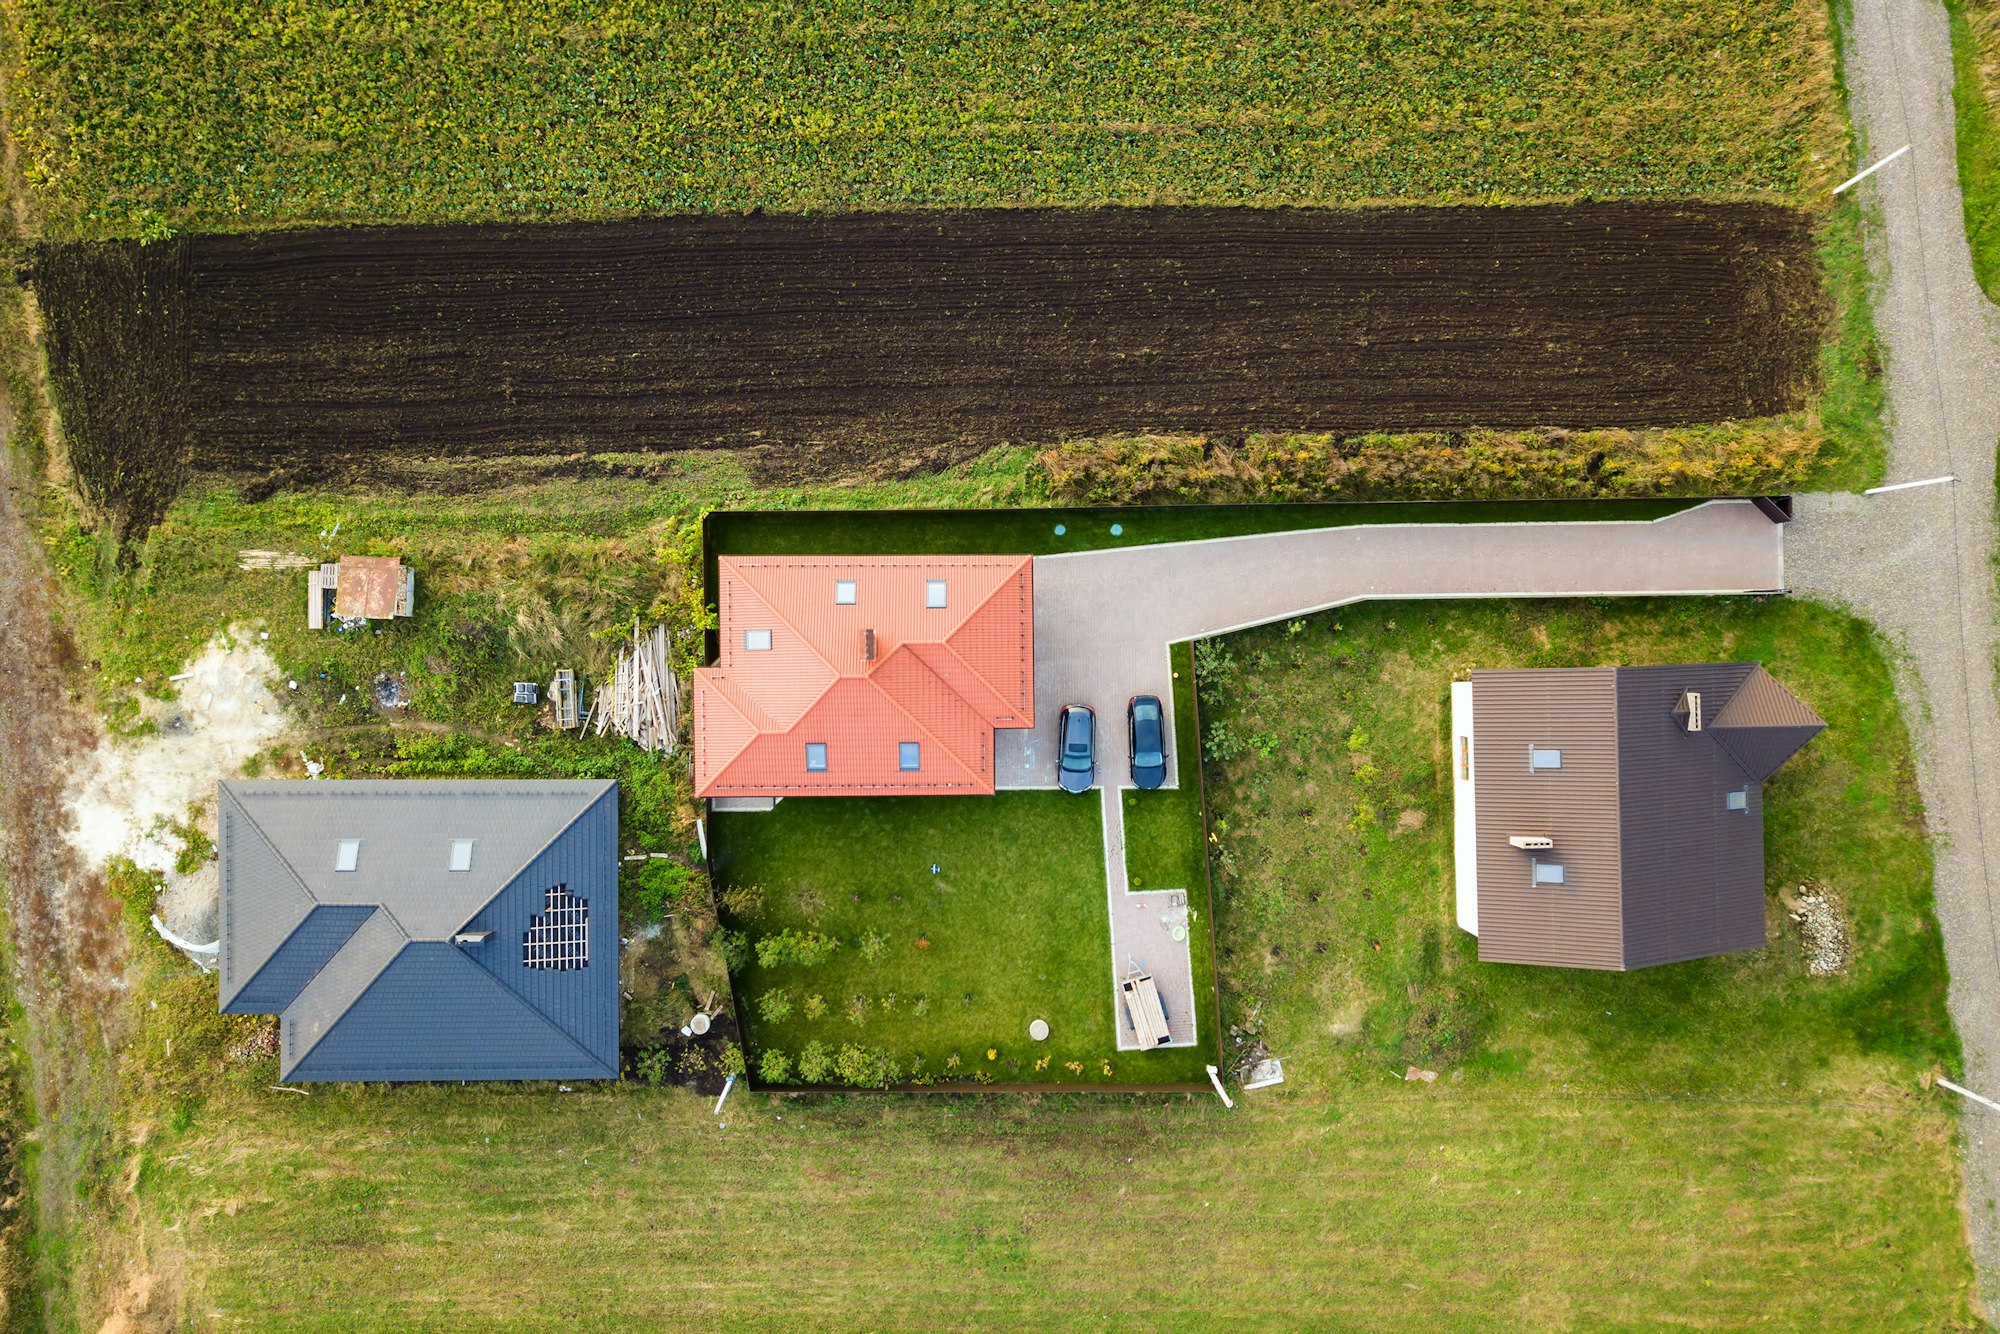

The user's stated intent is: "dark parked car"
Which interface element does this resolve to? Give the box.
[1057,704,1096,794]
[1128,695,1167,789]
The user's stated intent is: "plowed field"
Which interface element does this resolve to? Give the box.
[29,203,1824,520]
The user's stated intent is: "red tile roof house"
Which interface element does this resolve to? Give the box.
[694,555,1035,799]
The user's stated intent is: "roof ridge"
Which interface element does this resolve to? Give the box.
[223,782,320,907]
[939,557,1032,712]
[723,556,844,681]
[283,911,410,1069]
[442,781,615,938]
[865,649,990,781]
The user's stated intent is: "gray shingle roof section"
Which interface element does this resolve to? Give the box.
[1708,665,1827,783]
[223,903,375,1014]
[216,786,317,1007]
[221,778,619,1082]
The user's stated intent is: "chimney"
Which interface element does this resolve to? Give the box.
[863,628,877,662]
[1675,690,1703,733]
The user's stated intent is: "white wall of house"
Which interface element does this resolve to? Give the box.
[1451,680,1478,935]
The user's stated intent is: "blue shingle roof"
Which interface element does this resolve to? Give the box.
[219,779,620,1083]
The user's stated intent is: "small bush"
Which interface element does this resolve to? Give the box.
[718,1041,746,1077]
[756,989,793,1023]
[803,993,827,1020]
[718,882,765,920]
[634,1048,671,1086]
[911,995,930,1018]
[847,994,869,1027]
[717,928,752,973]
[756,929,839,969]
[857,929,890,961]
[757,1048,793,1084]
[631,859,696,923]
[835,1044,902,1089]
[797,1040,832,1084]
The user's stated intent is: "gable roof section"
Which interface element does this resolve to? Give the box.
[1707,665,1827,782]
[220,779,618,1082]
[695,554,1033,797]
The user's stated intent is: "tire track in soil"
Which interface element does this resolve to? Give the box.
[27,203,1826,521]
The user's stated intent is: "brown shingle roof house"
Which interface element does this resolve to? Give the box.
[1449,663,1824,970]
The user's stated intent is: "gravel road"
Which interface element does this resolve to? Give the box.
[1786,0,2000,1304]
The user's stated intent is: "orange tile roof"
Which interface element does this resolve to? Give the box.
[695,555,1034,797]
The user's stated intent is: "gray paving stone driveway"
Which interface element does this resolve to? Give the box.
[997,499,1786,791]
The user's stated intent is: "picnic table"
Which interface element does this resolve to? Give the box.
[1121,971,1172,1048]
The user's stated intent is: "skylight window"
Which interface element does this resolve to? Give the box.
[523,885,589,970]
[806,742,828,772]
[334,839,360,872]
[744,629,773,651]
[899,742,921,772]
[1726,789,1750,812]
[448,838,475,872]
[1529,747,1563,771]
[835,579,857,605]
[1533,861,1567,886]
[925,580,948,609]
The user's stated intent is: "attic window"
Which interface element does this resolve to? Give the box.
[1532,860,1567,886]
[926,580,948,609]
[835,579,857,605]
[448,838,475,872]
[744,629,773,651]
[523,885,589,970]
[805,742,828,772]
[1529,746,1563,771]
[899,741,921,772]
[1726,788,1750,812]
[334,839,361,872]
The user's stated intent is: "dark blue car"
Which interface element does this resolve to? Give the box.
[1128,695,1167,789]
[1057,704,1096,794]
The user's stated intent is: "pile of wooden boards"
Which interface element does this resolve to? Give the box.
[594,623,680,753]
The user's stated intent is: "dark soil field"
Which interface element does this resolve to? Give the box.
[28,204,1824,527]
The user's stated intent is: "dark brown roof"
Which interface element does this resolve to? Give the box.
[1469,663,1823,971]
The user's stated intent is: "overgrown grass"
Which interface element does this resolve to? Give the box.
[6,1,1848,240]
[712,789,1216,1088]
[1813,198,1890,488]
[131,1080,1977,1331]
[1200,596,1956,1092]
[1947,0,2000,300]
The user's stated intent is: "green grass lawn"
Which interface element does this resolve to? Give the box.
[1200,596,1956,1096]
[1948,0,2000,300]
[9,1,1847,239]
[712,785,1216,1088]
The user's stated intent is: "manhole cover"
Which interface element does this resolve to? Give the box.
[1029,1019,1049,1041]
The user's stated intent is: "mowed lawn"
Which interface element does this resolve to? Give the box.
[713,786,1215,1087]
[9,1,1846,237]
[143,1082,1973,1331]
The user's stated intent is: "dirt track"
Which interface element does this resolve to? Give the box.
[28,204,1825,515]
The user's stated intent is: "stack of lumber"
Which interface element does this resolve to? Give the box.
[594,623,680,753]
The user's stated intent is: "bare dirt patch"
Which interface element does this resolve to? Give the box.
[27,203,1826,529]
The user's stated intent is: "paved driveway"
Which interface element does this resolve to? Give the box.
[997,500,1786,790]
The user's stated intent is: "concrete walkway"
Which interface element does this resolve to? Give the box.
[997,499,1785,789]
[1099,786,1197,1050]
[1786,0,2000,1302]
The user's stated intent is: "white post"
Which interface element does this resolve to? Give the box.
[1864,474,1956,495]
[1938,1077,2000,1113]
[1833,144,1911,195]
[1204,1065,1234,1110]
[713,1073,736,1117]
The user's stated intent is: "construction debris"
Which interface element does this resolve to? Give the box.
[1791,881,1851,977]
[238,549,318,571]
[513,682,540,706]
[595,623,680,753]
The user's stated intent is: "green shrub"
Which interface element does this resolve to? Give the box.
[796,1040,832,1084]
[719,882,765,919]
[718,1042,746,1078]
[857,929,890,962]
[755,928,839,969]
[803,993,826,1020]
[847,994,870,1027]
[757,1048,793,1084]
[717,929,752,973]
[834,1045,902,1089]
[634,1048,671,1087]
[631,859,697,924]
[756,989,793,1023]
